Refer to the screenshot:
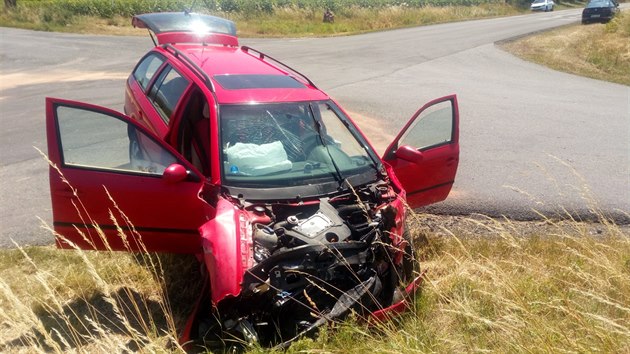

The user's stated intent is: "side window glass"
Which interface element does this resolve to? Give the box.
[133,54,164,90]
[399,100,454,151]
[56,105,178,176]
[148,66,189,124]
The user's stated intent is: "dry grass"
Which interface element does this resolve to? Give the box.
[0,246,170,352]
[502,10,630,85]
[263,214,630,354]
[2,155,628,352]
[0,236,205,352]
[0,158,202,352]
[2,215,628,353]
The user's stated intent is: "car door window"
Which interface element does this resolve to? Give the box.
[382,95,459,208]
[398,100,454,151]
[148,65,189,124]
[133,53,165,90]
[56,105,178,175]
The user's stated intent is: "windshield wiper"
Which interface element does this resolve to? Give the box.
[308,104,346,190]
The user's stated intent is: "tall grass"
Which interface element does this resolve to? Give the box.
[264,214,630,353]
[2,214,628,352]
[0,0,522,36]
[0,245,179,351]
[8,0,508,19]
[2,157,628,352]
[0,157,202,352]
[0,225,210,352]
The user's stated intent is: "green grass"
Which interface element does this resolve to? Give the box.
[1,215,629,352]
[502,10,630,86]
[234,4,520,37]
[0,0,522,37]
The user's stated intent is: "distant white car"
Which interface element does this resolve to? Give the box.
[531,0,555,11]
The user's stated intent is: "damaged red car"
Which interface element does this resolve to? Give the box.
[46,12,459,348]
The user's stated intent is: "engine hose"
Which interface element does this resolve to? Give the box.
[335,204,365,218]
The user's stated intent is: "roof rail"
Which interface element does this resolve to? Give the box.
[241,46,318,89]
[162,44,216,92]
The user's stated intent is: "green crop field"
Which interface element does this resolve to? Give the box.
[11,0,511,19]
[1,0,527,36]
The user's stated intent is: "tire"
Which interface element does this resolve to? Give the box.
[388,225,420,305]
[401,227,419,284]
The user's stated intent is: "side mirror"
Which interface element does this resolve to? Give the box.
[394,145,424,163]
[163,164,188,183]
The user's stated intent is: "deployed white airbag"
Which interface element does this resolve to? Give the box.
[225,141,292,176]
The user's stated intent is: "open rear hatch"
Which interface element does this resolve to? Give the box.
[132,12,238,46]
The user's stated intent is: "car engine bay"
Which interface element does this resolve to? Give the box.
[194,181,416,348]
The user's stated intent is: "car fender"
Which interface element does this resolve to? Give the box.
[199,197,253,304]
[382,161,409,261]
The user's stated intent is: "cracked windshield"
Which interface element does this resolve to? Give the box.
[220,101,378,187]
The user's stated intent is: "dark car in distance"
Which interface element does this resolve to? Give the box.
[582,0,620,24]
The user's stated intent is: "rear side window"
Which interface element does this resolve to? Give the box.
[133,53,165,90]
[148,66,189,124]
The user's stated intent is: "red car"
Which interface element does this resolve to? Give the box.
[46,12,459,347]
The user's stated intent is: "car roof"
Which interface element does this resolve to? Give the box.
[134,12,328,104]
[159,43,329,104]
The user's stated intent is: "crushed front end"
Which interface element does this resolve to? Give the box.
[187,180,419,348]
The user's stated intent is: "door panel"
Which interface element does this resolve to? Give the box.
[383,95,459,208]
[46,97,212,253]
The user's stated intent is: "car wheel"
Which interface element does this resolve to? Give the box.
[389,225,421,305]
[402,240,417,285]
[401,226,420,284]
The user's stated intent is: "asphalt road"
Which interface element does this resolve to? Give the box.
[1,8,628,247]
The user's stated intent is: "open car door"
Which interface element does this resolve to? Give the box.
[383,95,459,209]
[46,98,213,253]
